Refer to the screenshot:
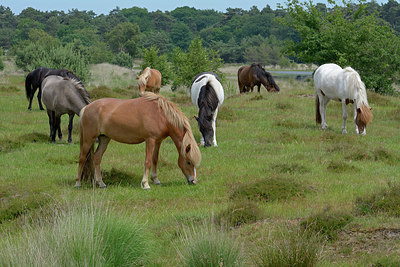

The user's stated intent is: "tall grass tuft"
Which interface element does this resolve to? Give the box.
[355,182,400,217]
[176,221,242,267]
[253,225,323,267]
[216,199,265,228]
[300,207,353,240]
[0,201,150,266]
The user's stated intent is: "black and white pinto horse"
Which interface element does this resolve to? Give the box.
[191,72,224,147]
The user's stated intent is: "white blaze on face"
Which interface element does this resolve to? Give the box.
[193,167,197,184]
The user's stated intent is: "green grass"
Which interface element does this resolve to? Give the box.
[0,62,400,265]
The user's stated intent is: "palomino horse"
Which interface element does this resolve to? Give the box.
[41,75,91,143]
[137,67,162,95]
[237,63,280,93]
[75,92,201,189]
[191,72,224,147]
[314,63,372,135]
[25,67,85,110]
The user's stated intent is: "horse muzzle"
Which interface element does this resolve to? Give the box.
[186,168,197,185]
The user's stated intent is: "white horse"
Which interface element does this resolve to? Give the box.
[314,63,372,135]
[191,72,224,147]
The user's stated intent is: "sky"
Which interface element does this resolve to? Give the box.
[1,0,390,15]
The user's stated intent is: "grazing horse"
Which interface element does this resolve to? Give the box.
[191,72,224,147]
[75,92,201,189]
[41,75,91,143]
[136,67,162,95]
[25,67,85,110]
[237,63,280,93]
[314,63,372,135]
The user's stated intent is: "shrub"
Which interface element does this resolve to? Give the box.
[355,182,400,217]
[111,51,133,68]
[253,225,323,267]
[176,222,242,267]
[300,208,353,240]
[230,177,311,202]
[141,46,172,86]
[216,199,265,227]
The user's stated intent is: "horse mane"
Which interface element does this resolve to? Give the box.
[138,67,152,87]
[344,67,372,125]
[251,63,280,91]
[63,76,91,105]
[143,92,201,167]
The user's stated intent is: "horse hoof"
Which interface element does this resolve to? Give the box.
[74,182,81,188]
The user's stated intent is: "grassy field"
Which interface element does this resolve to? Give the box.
[0,61,400,266]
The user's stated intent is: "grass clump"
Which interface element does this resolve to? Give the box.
[230,177,311,202]
[176,222,242,267]
[216,199,264,227]
[355,182,400,217]
[300,207,353,240]
[253,225,323,267]
[0,202,151,266]
[0,139,24,153]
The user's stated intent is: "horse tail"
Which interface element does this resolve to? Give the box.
[25,73,33,100]
[79,106,95,182]
[316,95,322,124]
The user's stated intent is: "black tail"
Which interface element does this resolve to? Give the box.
[316,95,321,124]
[25,73,33,100]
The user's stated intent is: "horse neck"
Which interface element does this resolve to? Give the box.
[168,123,186,154]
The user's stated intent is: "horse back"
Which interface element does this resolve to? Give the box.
[81,98,168,144]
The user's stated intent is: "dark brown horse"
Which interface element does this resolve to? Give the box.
[75,92,201,189]
[25,67,85,110]
[237,63,280,93]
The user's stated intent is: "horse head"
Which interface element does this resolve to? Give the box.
[179,131,201,184]
[264,71,280,92]
[195,107,214,147]
[355,104,372,135]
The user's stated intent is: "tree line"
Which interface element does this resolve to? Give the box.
[0,0,400,93]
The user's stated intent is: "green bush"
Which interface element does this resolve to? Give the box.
[176,223,242,267]
[141,46,172,85]
[216,199,264,227]
[111,51,133,68]
[355,182,400,217]
[171,37,224,90]
[230,177,311,202]
[300,208,353,240]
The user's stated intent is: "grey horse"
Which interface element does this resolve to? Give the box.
[41,75,91,143]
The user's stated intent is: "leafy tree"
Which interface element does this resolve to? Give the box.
[283,0,400,94]
[141,46,172,85]
[141,31,172,55]
[120,7,153,32]
[106,22,141,57]
[0,47,4,70]
[170,22,192,50]
[111,51,133,68]
[0,6,17,48]
[171,37,223,90]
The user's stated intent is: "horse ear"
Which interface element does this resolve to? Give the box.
[357,108,361,113]
[136,75,140,79]
[186,144,191,154]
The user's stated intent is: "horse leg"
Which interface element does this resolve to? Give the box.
[75,138,96,187]
[141,138,156,190]
[37,87,45,110]
[93,135,111,188]
[47,110,54,138]
[212,108,219,147]
[257,85,261,93]
[50,111,58,142]
[55,114,62,140]
[341,100,348,134]
[68,113,74,143]
[151,141,162,185]
[318,93,329,130]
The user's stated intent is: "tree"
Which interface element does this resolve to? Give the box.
[106,22,141,57]
[141,46,172,85]
[171,38,223,90]
[170,22,192,50]
[283,0,400,94]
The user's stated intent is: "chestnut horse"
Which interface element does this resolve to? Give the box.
[237,63,280,93]
[75,92,201,189]
[137,67,162,95]
[314,63,372,135]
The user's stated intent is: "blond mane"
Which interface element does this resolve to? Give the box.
[143,92,201,167]
[138,67,152,87]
